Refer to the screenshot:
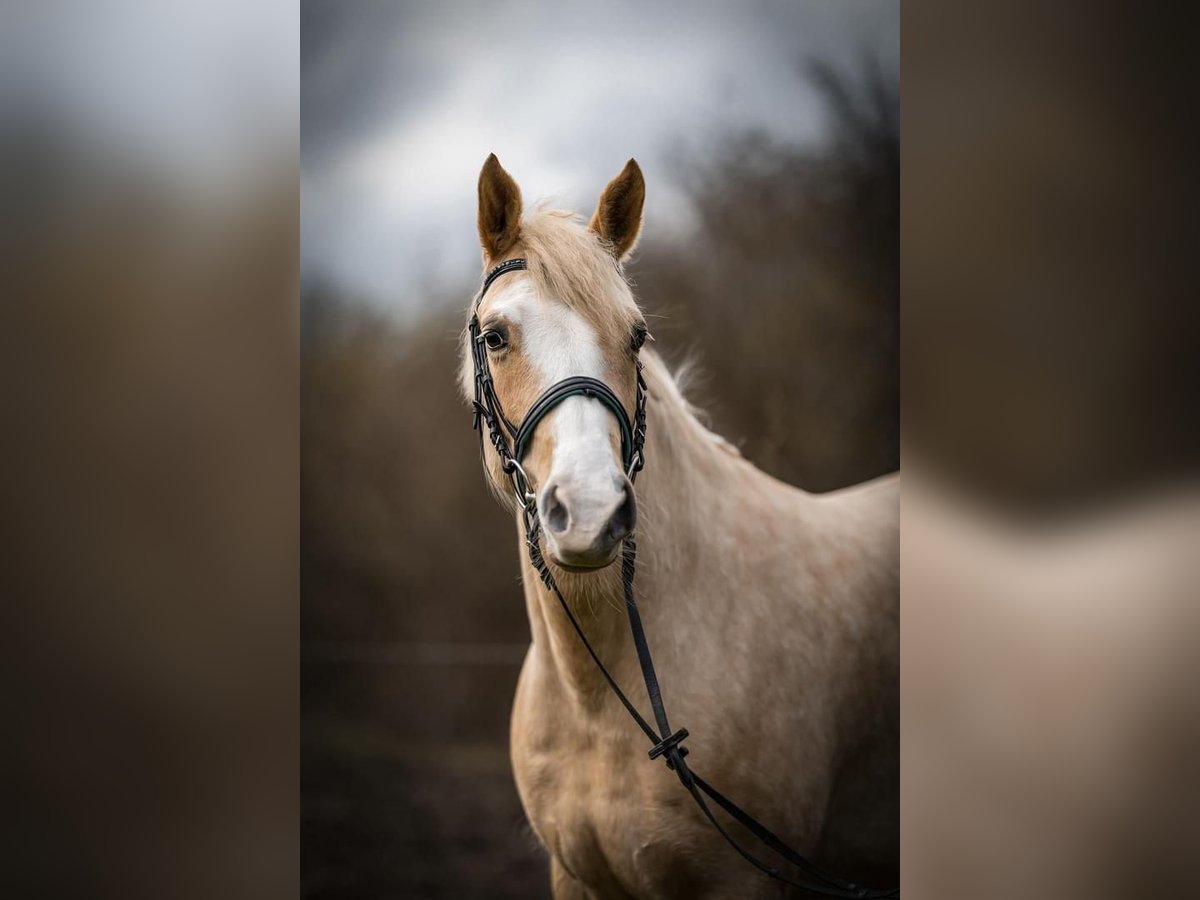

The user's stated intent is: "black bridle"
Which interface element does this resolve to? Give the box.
[469,258,645,507]
[469,259,897,899]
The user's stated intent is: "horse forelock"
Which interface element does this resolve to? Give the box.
[516,207,643,343]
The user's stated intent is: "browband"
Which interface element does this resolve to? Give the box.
[477,257,528,302]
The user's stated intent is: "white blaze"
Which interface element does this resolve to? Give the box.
[485,279,625,523]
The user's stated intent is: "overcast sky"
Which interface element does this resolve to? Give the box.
[301,0,898,312]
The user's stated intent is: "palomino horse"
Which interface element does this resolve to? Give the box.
[461,154,898,898]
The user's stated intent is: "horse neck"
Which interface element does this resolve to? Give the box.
[519,351,736,707]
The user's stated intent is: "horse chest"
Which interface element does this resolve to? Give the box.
[513,690,700,895]
[514,722,627,875]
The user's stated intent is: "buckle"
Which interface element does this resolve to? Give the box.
[627,449,644,478]
[648,728,689,768]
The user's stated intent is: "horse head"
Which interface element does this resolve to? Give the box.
[463,154,649,570]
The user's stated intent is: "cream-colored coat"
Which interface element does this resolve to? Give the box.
[509,352,899,899]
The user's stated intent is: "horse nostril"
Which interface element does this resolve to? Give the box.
[543,484,569,534]
[606,482,637,543]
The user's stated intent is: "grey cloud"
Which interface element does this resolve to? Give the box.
[301,0,897,312]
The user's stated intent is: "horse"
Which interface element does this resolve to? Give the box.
[460,154,899,899]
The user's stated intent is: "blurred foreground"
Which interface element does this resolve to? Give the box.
[902,2,1200,896]
[1,3,298,898]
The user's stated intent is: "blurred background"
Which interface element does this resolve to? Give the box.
[300,2,897,897]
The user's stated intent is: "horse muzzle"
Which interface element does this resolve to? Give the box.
[538,476,636,569]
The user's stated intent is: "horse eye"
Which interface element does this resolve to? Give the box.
[483,330,507,351]
[631,324,648,352]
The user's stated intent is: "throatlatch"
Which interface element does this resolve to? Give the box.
[469,259,897,899]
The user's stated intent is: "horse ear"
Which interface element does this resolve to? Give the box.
[477,153,523,260]
[589,159,645,260]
